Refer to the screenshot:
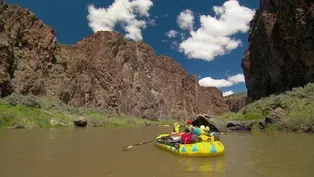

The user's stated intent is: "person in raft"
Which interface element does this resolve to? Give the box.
[184,119,194,131]
[173,122,180,133]
[170,120,214,144]
[168,121,198,144]
[169,123,182,142]
[189,125,214,142]
[172,119,192,134]
[198,125,210,141]
[200,125,221,141]
[180,127,200,144]
[170,119,193,136]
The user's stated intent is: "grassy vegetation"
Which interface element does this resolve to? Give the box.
[2,82,314,132]
[0,93,181,128]
[218,83,314,132]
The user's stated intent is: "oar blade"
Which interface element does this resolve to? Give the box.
[122,145,132,151]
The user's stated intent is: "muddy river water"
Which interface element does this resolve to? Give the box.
[0,126,314,177]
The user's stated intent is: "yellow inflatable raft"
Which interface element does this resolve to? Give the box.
[154,134,225,157]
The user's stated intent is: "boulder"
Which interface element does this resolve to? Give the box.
[258,120,268,130]
[258,107,286,130]
[73,117,88,127]
[265,107,285,124]
[192,114,228,132]
[226,120,257,131]
[191,114,258,132]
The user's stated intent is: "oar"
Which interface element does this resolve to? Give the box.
[122,139,156,151]
[122,132,182,151]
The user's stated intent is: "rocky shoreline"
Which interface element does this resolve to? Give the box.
[2,83,314,133]
[195,107,299,133]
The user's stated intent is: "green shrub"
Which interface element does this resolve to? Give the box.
[218,111,263,121]
[284,103,314,131]
[243,112,264,120]
[265,124,282,131]
[0,93,180,128]
[1,93,41,108]
[218,83,314,132]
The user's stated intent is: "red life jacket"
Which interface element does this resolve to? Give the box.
[181,133,193,144]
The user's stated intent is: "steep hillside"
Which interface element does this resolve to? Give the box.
[224,92,248,112]
[219,83,314,133]
[242,0,314,101]
[0,0,229,121]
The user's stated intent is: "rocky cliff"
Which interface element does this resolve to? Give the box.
[242,0,314,101]
[224,93,248,113]
[0,0,229,120]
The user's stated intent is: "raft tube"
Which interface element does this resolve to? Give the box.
[154,134,225,157]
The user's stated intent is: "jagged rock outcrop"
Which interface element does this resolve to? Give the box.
[0,1,229,120]
[224,93,248,112]
[242,0,314,101]
[192,114,256,132]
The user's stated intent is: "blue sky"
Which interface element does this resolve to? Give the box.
[5,0,259,96]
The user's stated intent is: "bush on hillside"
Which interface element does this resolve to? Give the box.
[239,83,314,114]
[219,83,314,132]
[0,93,111,116]
[1,93,42,108]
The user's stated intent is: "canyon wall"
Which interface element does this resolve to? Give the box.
[0,0,229,120]
[242,0,314,101]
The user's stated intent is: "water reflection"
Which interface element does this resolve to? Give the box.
[47,128,74,143]
[178,156,225,173]
[250,131,314,177]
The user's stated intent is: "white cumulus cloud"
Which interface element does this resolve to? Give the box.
[199,77,233,88]
[223,90,234,97]
[177,9,194,31]
[87,0,153,41]
[166,30,178,38]
[198,73,245,88]
[178,0,255,61]
[227,73,245,84]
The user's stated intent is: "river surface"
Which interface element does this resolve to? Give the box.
[0,126,314,177]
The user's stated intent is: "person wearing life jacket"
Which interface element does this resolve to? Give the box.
[198,125,210,141]
[180,126,193,144]
[200,125,207,134]
[173,122,180,133]
[184,119,194,132]
[170,122,183,142]
[190,126,202,143]
[192,126,202,136]
[205,126,210,132]
[201,125,221,142]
